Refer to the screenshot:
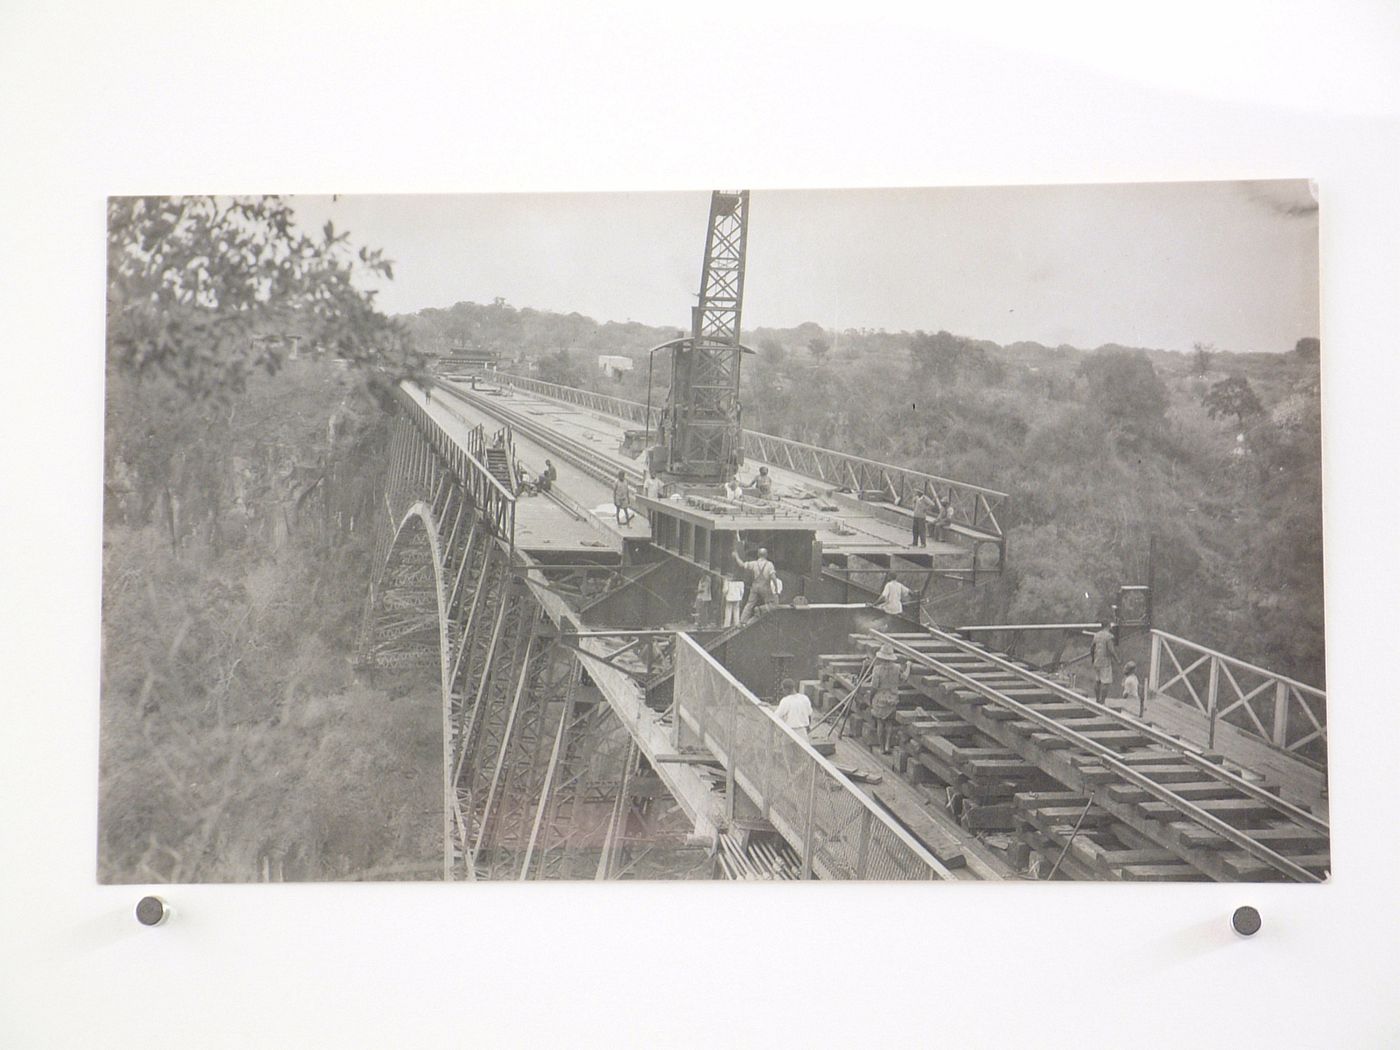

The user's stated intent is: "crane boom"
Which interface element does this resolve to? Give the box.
[654,190,751,482]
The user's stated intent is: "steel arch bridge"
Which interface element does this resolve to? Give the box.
[358,393,654,881]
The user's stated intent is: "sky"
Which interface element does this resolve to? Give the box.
[290,180,1319,355]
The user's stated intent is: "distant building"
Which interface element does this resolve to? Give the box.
[597,354,634,379]
[433,344,500,377]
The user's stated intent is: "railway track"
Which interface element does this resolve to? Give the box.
[433,380,646,490]
[433,380,951,554]
[822,627,1329,882]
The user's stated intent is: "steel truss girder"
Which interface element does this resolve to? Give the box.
[477,642,582,879]
[524,693,638,880]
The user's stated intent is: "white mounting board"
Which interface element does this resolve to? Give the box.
[1,4,1397,1047]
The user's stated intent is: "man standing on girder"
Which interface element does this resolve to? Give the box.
[733,545,779,623]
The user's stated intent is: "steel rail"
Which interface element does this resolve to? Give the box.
[439,381,975,560]
[869,630,1323,883]
[889,626,1329,836]
[433,381,644,490]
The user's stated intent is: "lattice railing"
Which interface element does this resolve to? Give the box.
[672,634,949,880]
[1147,630,1327,767]
[398,388,516,549]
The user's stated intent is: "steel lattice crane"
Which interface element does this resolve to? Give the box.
[643,190,755,483]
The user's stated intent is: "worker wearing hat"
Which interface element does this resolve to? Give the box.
[866,643,910,754]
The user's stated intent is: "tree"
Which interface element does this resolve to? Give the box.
[1293,336,1320,360]
[1191,341,1214,377]
[806,334,832,363]
[536,347,584,387]
[107,196,419,401]
[1077,348,1168,428]
[1203,374,1264,426]
[757,336,787,365]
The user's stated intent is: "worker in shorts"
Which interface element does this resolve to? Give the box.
[612,470,634,526]
[774,678,813,742]
[867,643,910,754]
[1090,619,1118,704]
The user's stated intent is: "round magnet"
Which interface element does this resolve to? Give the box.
[135,896,169,927]
[1231,905,1261,937]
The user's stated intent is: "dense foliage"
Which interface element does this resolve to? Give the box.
[100,199,440,882]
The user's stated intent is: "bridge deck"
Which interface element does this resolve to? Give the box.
[407,384,650,554]
[440,380,965,560]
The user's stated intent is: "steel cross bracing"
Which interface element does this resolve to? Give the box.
[521,691,633,880]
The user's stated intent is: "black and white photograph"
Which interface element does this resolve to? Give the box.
[100,182,1327,884]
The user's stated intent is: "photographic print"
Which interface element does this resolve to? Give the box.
[100,183,1327,883]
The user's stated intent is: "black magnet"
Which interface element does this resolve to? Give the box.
[135,895,169,927]
[1231,905,1261,937]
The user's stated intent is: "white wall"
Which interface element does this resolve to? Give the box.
[1,3,1397,1047]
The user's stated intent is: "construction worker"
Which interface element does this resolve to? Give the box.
[774,678,813,742]
[642,469,663,500]
[612,470,634,526]
[1090,619,1118,703]
[733,545,778,623]
[867,643,910,754]
[873,572,915,616]
[748,466,773,500]
[694,575,714,626]
[932,500,954,542]
[722,576,745,627]
[911,491,936,547]
[724,474,744,501]
[539,459,556,493]
[1121,659,1142,717]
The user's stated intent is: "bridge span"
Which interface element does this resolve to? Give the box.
[356,374,1329,882]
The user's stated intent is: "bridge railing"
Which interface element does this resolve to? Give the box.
[494,372,1007,559]
[1147,630,1327,767]
[672,634,949,880]
[398,389,517,548]
[499,373,653,427]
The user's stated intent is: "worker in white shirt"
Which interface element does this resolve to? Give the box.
[723,474,744,501]
[873,573,916,616]
[722,576,745,627]
[774,679,813,742]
